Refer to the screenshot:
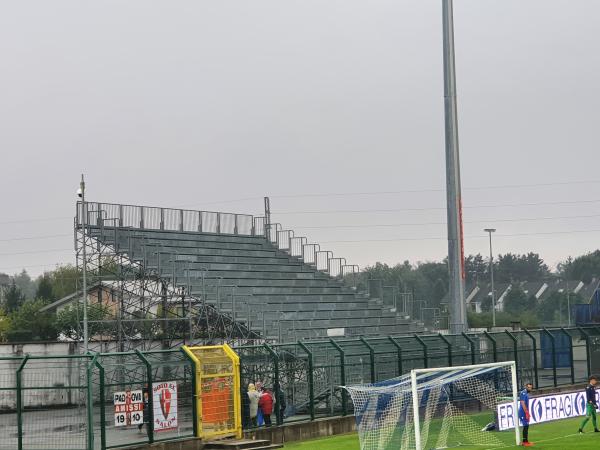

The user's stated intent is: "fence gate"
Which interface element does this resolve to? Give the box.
[590,336,600,375]
[182,345,242,440]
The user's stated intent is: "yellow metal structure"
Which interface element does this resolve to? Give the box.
[182,345,242,440]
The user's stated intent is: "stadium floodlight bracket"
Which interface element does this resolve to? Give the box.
[410,361,520,450]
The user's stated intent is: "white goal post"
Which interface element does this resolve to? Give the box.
[411,362,520,450]
[345,361,521,450]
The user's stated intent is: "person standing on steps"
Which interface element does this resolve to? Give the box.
[247,383,260,427]
[579,375,599,434]
[258,386,275,427]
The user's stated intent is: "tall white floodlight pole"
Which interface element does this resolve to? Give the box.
[484,228,497,327]
[442,0,467,333]
[79,174,89,354]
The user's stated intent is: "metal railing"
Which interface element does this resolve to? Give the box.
[77,202,256,236]
[77,201,362,283]
[236,325,600,424]
[2,326,599,447]
[0,349,194,450]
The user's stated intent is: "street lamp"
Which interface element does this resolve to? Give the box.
[484,228,496,327]
[78,175,89,354]
[566,279,571,327]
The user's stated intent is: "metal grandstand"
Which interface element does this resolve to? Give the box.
[74,200,419,351]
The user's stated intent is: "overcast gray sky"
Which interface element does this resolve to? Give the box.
[1,0,599,276]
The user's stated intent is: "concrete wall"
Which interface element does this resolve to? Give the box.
[117,416,357,449]
[245,416,356,445]
[0,342,81,409]
[122,440,205,450]
[0,341,77,357]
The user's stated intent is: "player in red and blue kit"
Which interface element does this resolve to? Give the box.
[519,383,534,446]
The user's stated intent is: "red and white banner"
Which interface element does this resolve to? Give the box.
[113,390,143,427]
[153,381,178,431]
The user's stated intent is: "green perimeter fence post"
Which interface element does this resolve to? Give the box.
[388,337,403,377]
[94,357,106,450]
[16,354,29,450]
[523,329,539,388]
[329,339,348,416]
[297,341,315,421]
[359,337,376,383]
[461,332,476,366]
[483,331,498,362]
[180,348,198,437]
[560,328,575,385]
[135,350,154,443]
[263,344,282,426]
[438,333,453,367]
[577,327,592,379]
[541,328,558,387]
[504,331,519,386]
[86,353,99,450]
[414,334,428,368]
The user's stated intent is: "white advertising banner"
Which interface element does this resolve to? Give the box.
[497,390,600,431]
[153,381,178,432]
[113,390,144,427]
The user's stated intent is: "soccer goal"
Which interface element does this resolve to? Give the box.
[345,361,520,450]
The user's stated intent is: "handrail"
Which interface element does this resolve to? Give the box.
[78,200,363,298]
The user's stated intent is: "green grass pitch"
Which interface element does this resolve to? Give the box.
[284,416,599,449]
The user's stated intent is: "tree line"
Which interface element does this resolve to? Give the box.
[1,250,599,342]
[350,250,600,328]
[0,265,99,342]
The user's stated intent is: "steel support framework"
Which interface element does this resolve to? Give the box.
[75,216,260,352]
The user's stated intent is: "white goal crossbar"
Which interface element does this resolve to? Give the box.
[411,361,520,450]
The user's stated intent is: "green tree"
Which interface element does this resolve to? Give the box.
[559,250,600,283]
[537,291,584,324]
[0,307,9,342]
[503,286,535,316]
[4,281,25,312]
[7,299,58,342]
[55,302,112,340]
[49,265,80,300]
[13,269,36,299]
[465,254,487,284]
[495,253,549,283]
[36,273,56,303]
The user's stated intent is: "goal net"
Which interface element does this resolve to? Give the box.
[344,362,520,450]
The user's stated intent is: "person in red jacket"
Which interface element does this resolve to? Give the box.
[258,387,275,427]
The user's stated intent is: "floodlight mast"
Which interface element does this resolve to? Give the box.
[442,0,467,333]
[79,174,89,354]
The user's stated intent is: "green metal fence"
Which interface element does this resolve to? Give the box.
[236,326,600,428]
[1,326,599,448]
[0,350,194,450]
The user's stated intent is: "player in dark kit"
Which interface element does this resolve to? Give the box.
[579,375,599,433]
[519,383,534,446]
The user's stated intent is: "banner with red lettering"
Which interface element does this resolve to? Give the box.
[113,390,144,427]
[153,381,178,431]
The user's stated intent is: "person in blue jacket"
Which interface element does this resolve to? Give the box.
[579,375,599,433]
[519,383,533,446]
